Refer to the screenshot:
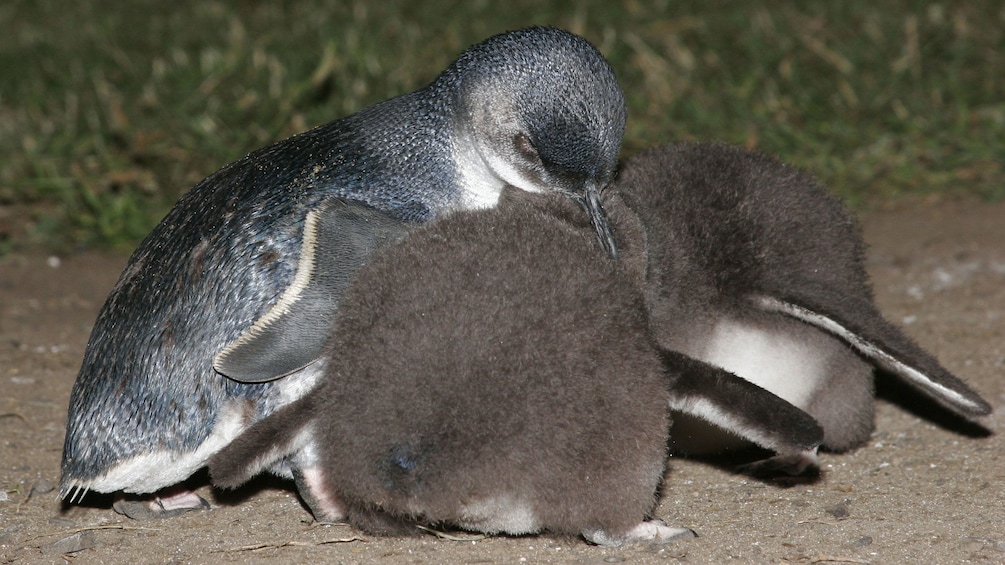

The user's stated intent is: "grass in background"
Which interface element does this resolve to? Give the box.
[1,0,1003,251]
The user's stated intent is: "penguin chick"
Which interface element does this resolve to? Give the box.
[60,27,628,510]
[210,188,687,545]
[610,142,992,473]
[210,188,823,544]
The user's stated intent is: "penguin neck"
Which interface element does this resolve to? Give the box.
[424,70,517,214]
[450,129,508,211]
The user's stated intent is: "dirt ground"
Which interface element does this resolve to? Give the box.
[1,196,1003,564]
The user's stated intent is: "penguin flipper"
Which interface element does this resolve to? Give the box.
[754,294,992,418]
[214,199,414,382]
[663,350,823,475]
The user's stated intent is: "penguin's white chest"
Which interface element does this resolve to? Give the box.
[702,316,827,409]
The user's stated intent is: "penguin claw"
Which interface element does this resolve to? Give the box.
[112,490,211,520]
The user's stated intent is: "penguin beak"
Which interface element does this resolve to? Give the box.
[583,181,618,261]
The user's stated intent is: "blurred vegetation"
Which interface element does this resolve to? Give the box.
[1,0,1003,252]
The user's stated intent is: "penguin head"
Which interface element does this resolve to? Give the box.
[445,27,627,258]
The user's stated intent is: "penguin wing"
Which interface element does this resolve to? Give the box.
[662,349,824,456]
[214,198,414,382]
[754,293,992,417]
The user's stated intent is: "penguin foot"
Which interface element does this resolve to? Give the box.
[583,519,697,546]
[735,448,820,478]
[112,489,211,520]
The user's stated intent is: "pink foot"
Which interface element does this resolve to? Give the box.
[112,486,210,520]
[583,519,697,546]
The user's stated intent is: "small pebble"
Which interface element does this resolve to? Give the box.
[32,478,55,495]
[0,523,23,544]
[41,531,96,555]
[826,499,852,518]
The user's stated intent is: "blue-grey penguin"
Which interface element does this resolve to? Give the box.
[608,142,992,473]
[208,187,823,544]
[60,27,628,515]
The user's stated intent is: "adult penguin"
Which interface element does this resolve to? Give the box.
[61,27,627,517]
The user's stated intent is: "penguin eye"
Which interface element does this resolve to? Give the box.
[513,133,541,163]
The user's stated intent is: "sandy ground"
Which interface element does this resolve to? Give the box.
[1,196,1003,564]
